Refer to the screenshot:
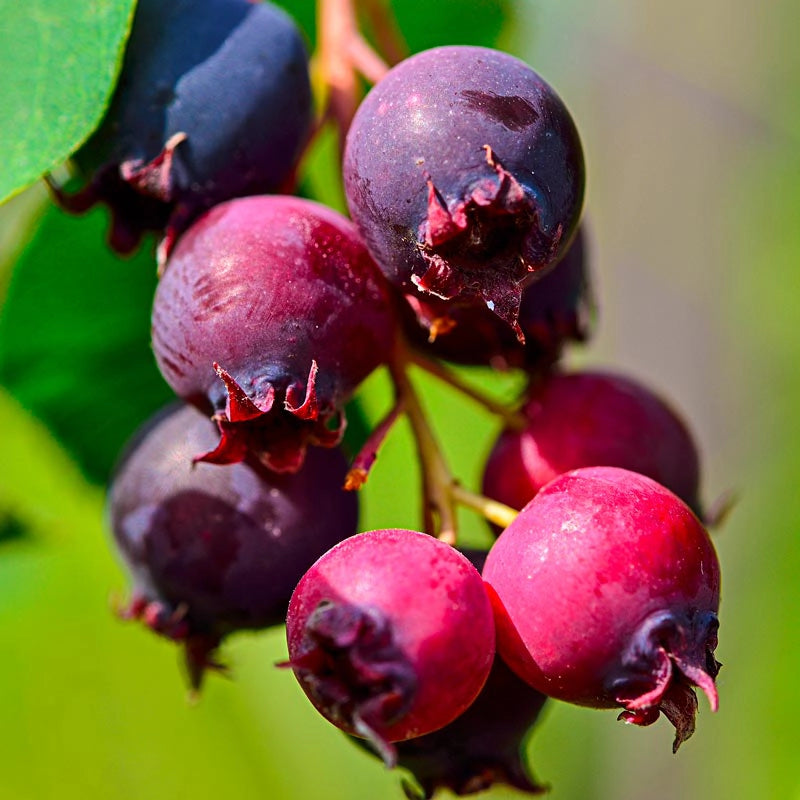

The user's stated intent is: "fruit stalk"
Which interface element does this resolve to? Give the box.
[390,339,518,542]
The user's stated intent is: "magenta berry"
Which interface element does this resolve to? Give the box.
[109,403,358,687]
[56,0,313,256]
[483,370,702,515]
[483,467,720,751]
[286,529,495,762]
[404,225,592,370]
[344,45,584,333]
[152,195,396,472]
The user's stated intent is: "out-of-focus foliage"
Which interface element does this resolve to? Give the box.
[0,205,172,483]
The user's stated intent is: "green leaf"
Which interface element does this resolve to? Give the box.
[0,202,173,483]
[0,0,137,204]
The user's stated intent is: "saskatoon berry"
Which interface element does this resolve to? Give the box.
[57,0,313,257]
[285,529,495,762]
[109,402,358,688]
[344,45,584,334]
[483,467,721,751]
[354,549,547,799]
[152,195,396,473]
[403,224,591,370]
[482,370,702,516]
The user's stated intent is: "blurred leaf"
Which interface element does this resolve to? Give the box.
[0,203,173,483]
[0,511,29,546]
[273,0,510,58]
[392,0,510,52]
[0,0,136,203]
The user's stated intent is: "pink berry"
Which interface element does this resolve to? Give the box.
[483,466,721,751]
[285,529,495,763]
[482,370,702,516]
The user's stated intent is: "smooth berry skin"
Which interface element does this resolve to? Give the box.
[152,195,396,473]
[483,467,720,751]
[404,225,592,370]
[286,530,495,757]
[482,370,702,516]
[344,46,584,333]
[62,0,313,255]
[109,403,358,687]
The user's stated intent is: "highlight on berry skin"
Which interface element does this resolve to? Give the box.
[108,402,359,690]
[483,466,721,752]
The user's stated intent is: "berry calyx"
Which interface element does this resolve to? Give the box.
[483,467,721,751]
[403,224,592,370]
[151,195,396,472]
[286,529,495,762]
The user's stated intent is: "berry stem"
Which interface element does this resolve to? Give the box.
[408,349,528,431]
[358,0,408,66]
[451,484,519,530]
[345,396,406,489]
[390,338,519,542]
[317,0,390,141]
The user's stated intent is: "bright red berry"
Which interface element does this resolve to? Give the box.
[285,529,495,763]
[483,467,721,751]
[483,370,702,516]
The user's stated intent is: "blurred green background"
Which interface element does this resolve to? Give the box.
[1,0,798,798]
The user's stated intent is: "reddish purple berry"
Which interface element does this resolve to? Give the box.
[152,195,396,473]
[349,550,548,797]
[285,530,495,762]
[483,467,721,751]
[344,46,584,334]
[56,0,313,257]
[404,225,592,370]
[109,403,358,688]
[483,370,702,516]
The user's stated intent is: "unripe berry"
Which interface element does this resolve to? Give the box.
[483,370,702,516]
[286,530,495,762]
[483,467,721,751]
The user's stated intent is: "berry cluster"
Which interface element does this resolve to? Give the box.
[51,1,725,797]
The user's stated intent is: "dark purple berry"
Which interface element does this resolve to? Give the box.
[344,45,584,334]
[56,0,313,257]
[387,659,547,799]
[482,370,702,516]
[483,467,721,751]
[109,402,358,687]
[285,529,495,763]
[403,224,592,370]
[151,195,396,473]
[353,549,548,798]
